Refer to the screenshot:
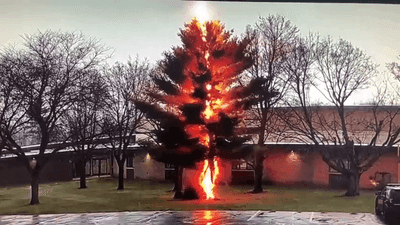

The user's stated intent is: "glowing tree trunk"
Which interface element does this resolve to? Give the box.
[136,19,262,199]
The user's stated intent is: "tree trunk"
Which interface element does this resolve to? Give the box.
[118,163,124,190]
[30,174,40,205]
[252,150,264,193]
[345,172,360,196]
[173,166,183,199]
[252,108,268,193]
[170,165,178,192]
[78,160,87,189]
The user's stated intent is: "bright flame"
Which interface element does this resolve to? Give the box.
[213,159,219,183]
[199,158,219,199]
[215,99,222,106]
[200,160,214,199]
[186,125,209,146]
[204,210,212,220]
[145,153,151,163]
[198,210,221,225]
[203,98,225,121]
[287,150,299,162]
[204,101,213,120]
[370,179,378,186]
[192,1,209,24]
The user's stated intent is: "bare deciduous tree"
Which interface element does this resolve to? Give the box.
[244,15,299,193]
[280,35,398,196]
[62,69,109,189]
[279,33,320,143]
[0,54,30,159]
[388,55,400,79]
[315,36,378,196]
[0,30,110,204]
[101,56,151,190]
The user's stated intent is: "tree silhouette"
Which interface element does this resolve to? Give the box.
[101,57,151,190]
[62,69,108,189]
[280,35,387,196]
[243,15,299,193]
[0,30,110,204]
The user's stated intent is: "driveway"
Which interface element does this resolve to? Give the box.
[0,210,393,224]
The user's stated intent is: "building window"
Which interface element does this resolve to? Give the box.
[127,157,134,168]
[329,160,350,174]
[165,163,175,169]
[165,163,175,180]
[329,166,340,174]
[232,160,253,170]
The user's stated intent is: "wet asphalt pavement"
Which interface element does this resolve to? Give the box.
[0,210,396,225]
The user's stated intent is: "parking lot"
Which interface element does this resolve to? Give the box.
[0,210,394,225]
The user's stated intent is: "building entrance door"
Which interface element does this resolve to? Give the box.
[72,157,111,177]
[91,158,110,176]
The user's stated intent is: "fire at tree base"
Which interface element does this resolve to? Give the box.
[177,158,221,201]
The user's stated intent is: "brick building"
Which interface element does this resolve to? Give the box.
[2,105,400,190]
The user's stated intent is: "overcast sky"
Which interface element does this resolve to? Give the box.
[1,0,400,104]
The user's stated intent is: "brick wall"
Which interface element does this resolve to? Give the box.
[361,153,399,189]
[262,151,329,187]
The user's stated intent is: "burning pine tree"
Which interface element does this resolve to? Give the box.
[135,19,262,200]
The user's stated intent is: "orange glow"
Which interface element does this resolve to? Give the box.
[200,160,214,199]
[205,52,210,60]
[193,210,222,225]
[214,99,223,106]
[204,210,213,220]
[156,19,251,200]
[199,158,220,199]
[287,150,300,162]
[185,125,209,146]
[145,153,151,161]
[203,101,214,120]
[370,179,378,186]
[214,159,219,183]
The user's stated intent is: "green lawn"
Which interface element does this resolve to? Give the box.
[0,178,376,215]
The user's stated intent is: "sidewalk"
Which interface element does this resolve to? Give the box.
[72,175,112,181]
